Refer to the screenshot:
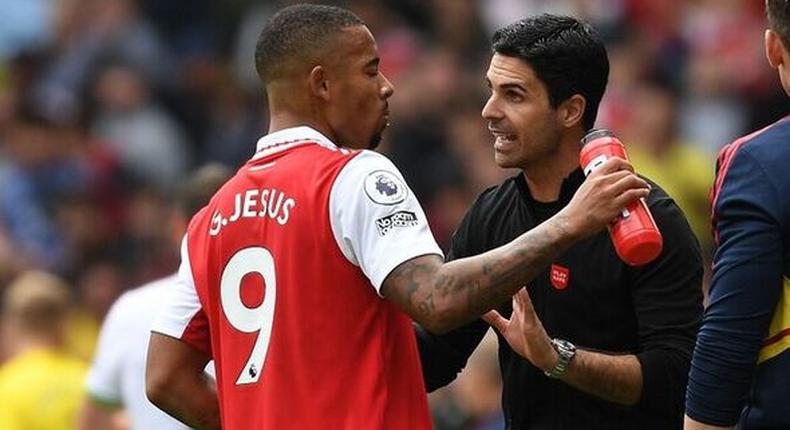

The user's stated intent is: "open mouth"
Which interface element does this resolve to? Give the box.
[490,129,517,147]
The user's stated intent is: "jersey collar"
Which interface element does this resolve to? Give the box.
[252,126,338,160]
[516,168,586,206]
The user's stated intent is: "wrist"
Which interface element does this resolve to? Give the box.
[550,210,585,243]
[540,348,561,373]
[544,338,577,379]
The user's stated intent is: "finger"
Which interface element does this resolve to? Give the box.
[515,289,543,328]
[514,288,534,313]
[592,170,632,190]
[589,156,633,176]
[612,188,651,209]
[482,310,509,332]
[607,173,650,196]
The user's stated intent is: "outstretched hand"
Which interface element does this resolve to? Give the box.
[483,288,558,372]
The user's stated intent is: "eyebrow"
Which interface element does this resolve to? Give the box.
[501,83,527,92]
[486,77,527,92]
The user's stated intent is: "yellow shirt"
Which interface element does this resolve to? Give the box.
[0,349,87,430]
[628,142,715,251]
[65,309,100,362]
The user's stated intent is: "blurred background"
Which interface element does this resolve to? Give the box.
[0,0,784,429]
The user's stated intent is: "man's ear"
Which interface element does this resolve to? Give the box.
[766,29,786,69]
[558,94,586,129]
[308,65,330,101]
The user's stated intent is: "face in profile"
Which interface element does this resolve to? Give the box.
[482,53,564,169]
[765,28,790,97]
[324,25,394,150]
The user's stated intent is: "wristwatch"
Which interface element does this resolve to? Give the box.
[544,338,576,379]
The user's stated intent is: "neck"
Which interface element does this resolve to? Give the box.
[267,111,337,141]
[522,132,583,202]
[266,85,338,143]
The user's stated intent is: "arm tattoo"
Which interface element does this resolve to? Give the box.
[384,214,578,332]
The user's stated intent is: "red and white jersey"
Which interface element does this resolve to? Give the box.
[152,126,442,429]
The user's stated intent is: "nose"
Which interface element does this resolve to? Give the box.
[380,73,395,99]
[481,94,502,121]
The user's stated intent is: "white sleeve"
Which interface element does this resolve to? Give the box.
[329,150,443,294]
[84,295,129,405]
[151,236,204,342]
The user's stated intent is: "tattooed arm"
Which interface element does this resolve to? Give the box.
[383,214,573,333]
[382,157,649,334]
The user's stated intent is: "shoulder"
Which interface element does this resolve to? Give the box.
[642,177,676,209]
[452,176,520,237]
[448,176,520,258]
[125,275,179,301]
[734,117,790,159]
[642,177,688,219]
[119,274,178,308]
[718,118,790,183]
[333,150,412,205]
[712,118,790,214]
[104,275,179,327]
[640,177,698,240]
[339,150,402,174]
[455,175,524,233]
[467,176,521,216]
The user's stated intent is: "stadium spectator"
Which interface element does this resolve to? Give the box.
[0,271,86,429]
[685,1,790,428]
[78,164,229,430]
[621,80,714,254]
[90,62,190,191]
[145,4,648,430]
[418,14,703,429]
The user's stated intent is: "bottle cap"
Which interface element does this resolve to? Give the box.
[581,128,614,147]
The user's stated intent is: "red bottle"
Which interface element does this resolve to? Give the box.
[579,128,663,266]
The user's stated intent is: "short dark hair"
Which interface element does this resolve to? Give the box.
[255,4,365,85]
[175,164,232,219]
[767,0,790,46]
[492,14,609,131]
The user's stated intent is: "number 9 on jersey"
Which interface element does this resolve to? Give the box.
[220,247,277,385]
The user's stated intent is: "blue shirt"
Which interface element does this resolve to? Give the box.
[686,116,790,428]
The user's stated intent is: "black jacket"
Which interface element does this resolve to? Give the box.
[418,169,703,430]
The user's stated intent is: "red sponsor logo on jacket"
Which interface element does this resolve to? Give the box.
[550,264,570,290]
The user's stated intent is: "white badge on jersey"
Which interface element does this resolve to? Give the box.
[363,170,408,205]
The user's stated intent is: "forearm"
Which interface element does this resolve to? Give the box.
[146,334,219,430]
[150,372,219,430]
[560,350,642,405]
[388,213,579,333]
[684,415,734,430]
[437,213,579,321]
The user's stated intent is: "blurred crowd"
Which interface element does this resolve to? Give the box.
[0,0,785,429]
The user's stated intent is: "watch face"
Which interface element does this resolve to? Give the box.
[553,339,576,355]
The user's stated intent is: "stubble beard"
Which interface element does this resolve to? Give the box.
[368,121,388,150]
